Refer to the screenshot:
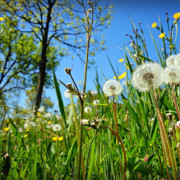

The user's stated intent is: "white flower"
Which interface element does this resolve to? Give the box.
[24,122,30,129]
[64,89,71,98]
[45,113,51,118]
[38,106,45,112]
[46,124,53,129]
[163,65,180,84]
[18,127,23,133]
[90,90,97,95]
[174,53,180,67]
[103,79,123,96]
[131,62,163,92]
[166,55,176,66]
[29,122,36,127]
[84,106,92,113]
[52,124,61,132]
[93,99,100,105]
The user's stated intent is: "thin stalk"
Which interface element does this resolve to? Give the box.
[76,33,91,180]
[172,84,180,120]
[113,97,118,135]
[100,125,126,180]
[152,91,177,179]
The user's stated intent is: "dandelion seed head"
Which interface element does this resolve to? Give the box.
[64,89,71,98]
[103,79,123,96]
[174,53,180,67]
[84,106,92,113]
[163,65,180,84]
[90,90,97,95]
[52,124,61,132]
[131,62,163,92]
[166,55,176,66]
[45,112,51,118]
[38,106,45,112]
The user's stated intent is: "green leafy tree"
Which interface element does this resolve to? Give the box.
[0,0,113,113]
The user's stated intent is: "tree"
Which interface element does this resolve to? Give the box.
[0,21,45,99]
[0,0,113,113]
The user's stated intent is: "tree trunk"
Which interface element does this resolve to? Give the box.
[33,0,56,115]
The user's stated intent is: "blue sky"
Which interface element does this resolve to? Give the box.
[19,0,180,110]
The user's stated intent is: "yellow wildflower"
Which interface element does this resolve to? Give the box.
[0,100,1,103]
[77,81,82,84]
[118,58,123,62]
[48,121,51,124]
[151,22,157,28]
[0,17,4,22]
[52,137,58,141]
[118,72,126,79]
[3,127,9,132]
[126,66,130,70]
[36,118,39,122]
[24,134,28,138]
[113,76,117,79]
[58,137,63,141]
[159,32,165,38]
[26,128,30,132]
[37,112,40,117]
[173,12,180,20]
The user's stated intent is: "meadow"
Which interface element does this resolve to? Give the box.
[0,3,180,180]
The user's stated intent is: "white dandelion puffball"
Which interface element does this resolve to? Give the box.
[93,99,100,105]
[84,106,92,113]
[103,79,123,96]
[90,90,97,95]
[24,122,30,129]
[52,124,61,132]
[45,113,51,118]
[29,122,36,127]
[163,65,180,84]
[166,55,176,66]
[18,127,23,133]
[132,62,163,92]
[38,106,45,112]
[64,89,71,98]
[174,53,180,67]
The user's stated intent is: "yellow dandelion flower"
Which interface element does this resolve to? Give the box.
[48,121,51,124]
[173,12,180,20]
[159,32,165,38]
[113,76,117,79]
[151,22,157,28]
[118,58,123,62]
[23,134,28,138]
[0,100,1,103]
[126,66,130,69]
[36,118,39,122]
[68,105,71,109]
[52,137,58,141]
[26,128,30,132]
[37,112,40,117]
[118,72,126,79]
[58,137,63,141]
[0,17,4,22]
[3,127,9,132]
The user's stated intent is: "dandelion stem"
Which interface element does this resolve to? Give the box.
[171,84,180,120]
[152,91,177,179]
